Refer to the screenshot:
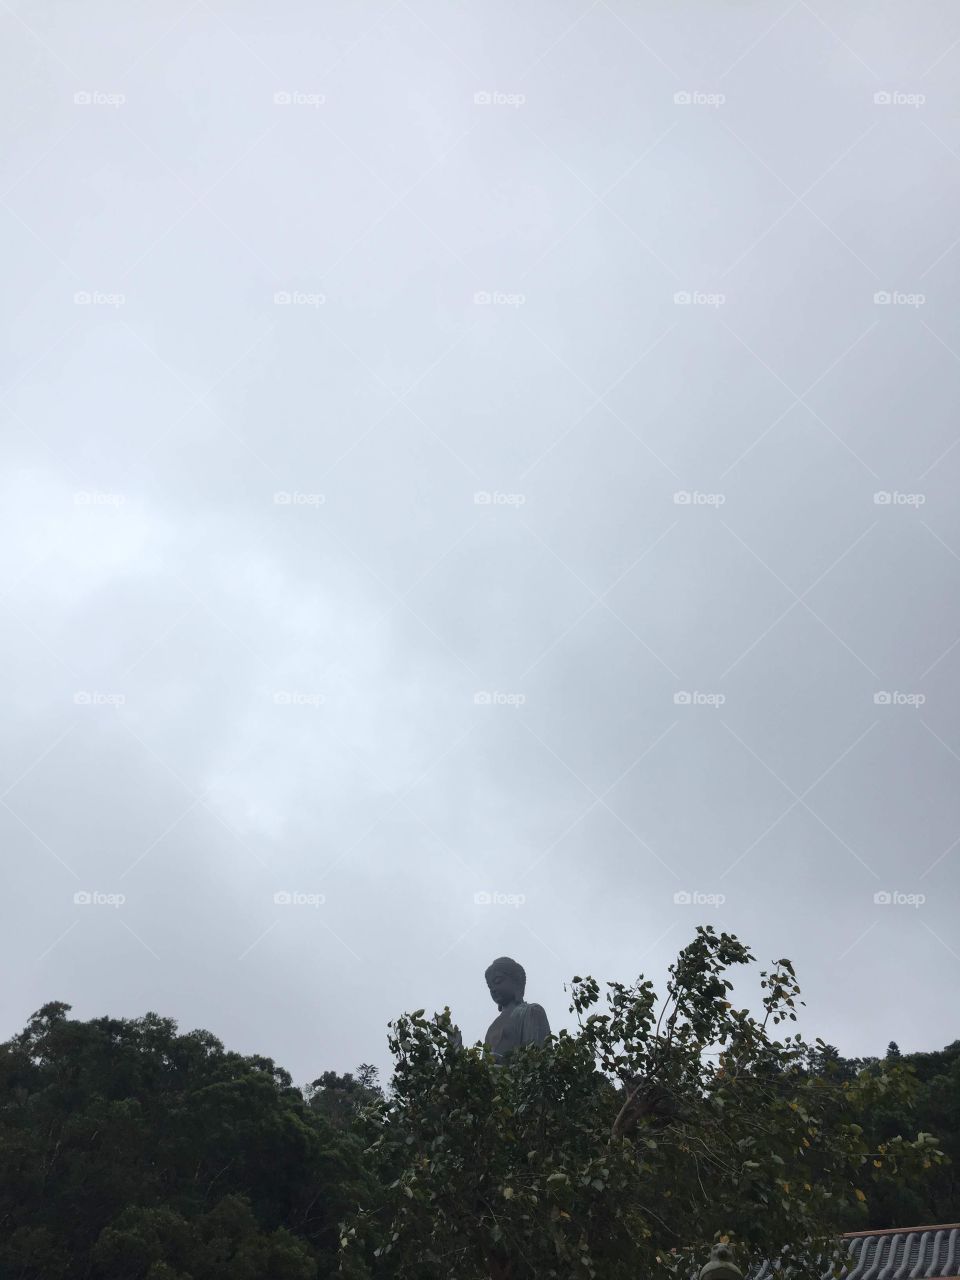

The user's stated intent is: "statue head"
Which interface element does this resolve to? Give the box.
[485,956,526,1009]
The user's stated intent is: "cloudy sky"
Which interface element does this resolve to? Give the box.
[3,0,960,1085]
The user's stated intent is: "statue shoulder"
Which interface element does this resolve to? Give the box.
[520,1001,551,1040]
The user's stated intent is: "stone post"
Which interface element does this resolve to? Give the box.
[699,1243,744,1280]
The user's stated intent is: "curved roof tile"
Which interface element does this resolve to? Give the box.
[745,1227,960,1280]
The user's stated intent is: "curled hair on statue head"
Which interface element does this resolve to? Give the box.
[485,956,526,998]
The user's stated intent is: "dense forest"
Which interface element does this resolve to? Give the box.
[805,1037,960,1228]
[0,1002,371,1278]
[1,975,956,1277]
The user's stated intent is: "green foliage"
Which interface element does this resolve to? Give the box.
[306,1067,383,1131]
[0,953,955,1280]
[0,1003,372,1279]
[828,1039,960,1227]
[347,929,945,1280]
[90,1197,316,1280]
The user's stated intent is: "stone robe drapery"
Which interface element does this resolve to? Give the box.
[484,1001,550,1062]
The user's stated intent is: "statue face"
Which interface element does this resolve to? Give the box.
[486,966,520,1007]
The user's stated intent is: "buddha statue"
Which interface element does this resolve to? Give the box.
[483,956,550,1063]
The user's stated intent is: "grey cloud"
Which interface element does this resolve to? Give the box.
[2,0,959,1083]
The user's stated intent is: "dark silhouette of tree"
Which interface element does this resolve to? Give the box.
[0,1003,372,1279]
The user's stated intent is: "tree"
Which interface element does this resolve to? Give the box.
[850,1038,960,1227]
[345,928,944,1280]
[306,1066,383,1132]
[0,1003,372,1279]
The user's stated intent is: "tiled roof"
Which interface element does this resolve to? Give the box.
[749,1225,960,1280]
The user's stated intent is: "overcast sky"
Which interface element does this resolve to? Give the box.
[2,0,960,1086]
